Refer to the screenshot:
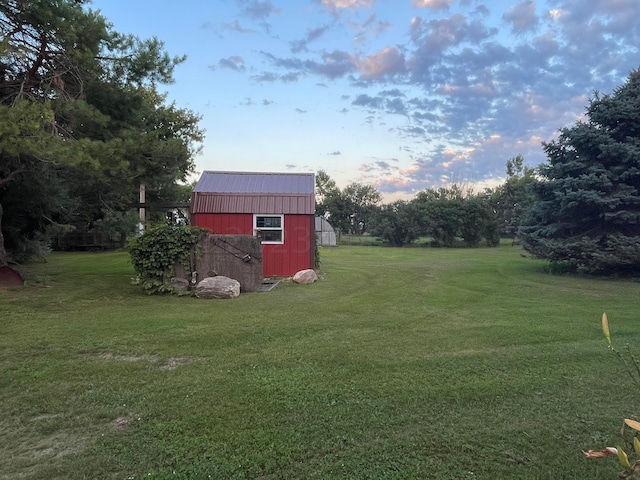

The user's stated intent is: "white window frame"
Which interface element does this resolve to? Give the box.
[254,214,284,244]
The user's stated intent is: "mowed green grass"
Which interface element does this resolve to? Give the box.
[2,245,640,479]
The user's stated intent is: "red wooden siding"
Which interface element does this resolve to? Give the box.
[192,213,253,235]
[192,213,314,277]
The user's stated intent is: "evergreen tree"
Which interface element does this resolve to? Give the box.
[519,69,640,274]
[0,0,202,264]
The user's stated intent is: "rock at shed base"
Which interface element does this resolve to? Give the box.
[170,277,190,291]
[292,269,318,284]
[196,276,240,299]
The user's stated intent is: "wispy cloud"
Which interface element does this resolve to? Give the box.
[214,56,246,72]
[236,0,282,32]
[350,13,392,44]
[219,19,256,34]
[261,49,357,79]
[238,0,282,20]
[320,0,375,13]
[290,25,330,53]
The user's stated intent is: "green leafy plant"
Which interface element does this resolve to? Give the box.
[128,224,206,294]
[584,313,640,478]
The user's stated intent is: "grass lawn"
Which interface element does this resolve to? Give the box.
[2,245,640,479]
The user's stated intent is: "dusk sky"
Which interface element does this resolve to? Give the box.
[89,0,640,201]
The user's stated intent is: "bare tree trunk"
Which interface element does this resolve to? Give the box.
[0,202,6,266]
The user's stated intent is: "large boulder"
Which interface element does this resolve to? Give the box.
[196,276,240,299]
[292,269,318,284]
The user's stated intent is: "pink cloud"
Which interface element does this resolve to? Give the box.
[412,0,453,10]
[358,46,406,79]
[320,0,375,11]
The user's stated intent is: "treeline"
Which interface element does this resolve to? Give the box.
[318,67,640,276]
[316,154,534,248]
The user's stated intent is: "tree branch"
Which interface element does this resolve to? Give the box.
[0,167,27,187]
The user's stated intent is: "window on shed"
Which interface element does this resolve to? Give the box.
[254,214,284,244]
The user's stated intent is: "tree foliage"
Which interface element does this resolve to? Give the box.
[315,171,381,236]
[412,185,499,247]
[315,169,339,215]
[459,194,500,247]
[341,183,382,235]
[490,155,536,238]
[519,69,640,274]
[0,0,202,264]
[369,200,420,246]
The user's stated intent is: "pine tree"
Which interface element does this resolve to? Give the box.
[519,69,640,274]
[0,1,202,264]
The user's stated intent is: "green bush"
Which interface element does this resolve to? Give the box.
[128,224,206,294]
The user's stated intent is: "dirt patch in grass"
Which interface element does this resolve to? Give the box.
[25,431,92,460]
[0,412,142,480]
[94,352,161,363]
[111,416,130,429]
[0,421,95,480]
[159,356,196,370]
[82,352,198,370]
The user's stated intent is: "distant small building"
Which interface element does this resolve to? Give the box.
[315,216,337,246]
[190,171,315,277]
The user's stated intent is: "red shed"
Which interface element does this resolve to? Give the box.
[190,171,316,277]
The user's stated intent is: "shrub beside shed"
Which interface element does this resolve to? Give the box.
[190,171,315,277]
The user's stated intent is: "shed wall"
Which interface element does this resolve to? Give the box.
[192,213,314,277]
[192,213,252,235]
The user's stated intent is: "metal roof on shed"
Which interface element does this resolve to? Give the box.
[194,171,314,194]
[191,171,315,215]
